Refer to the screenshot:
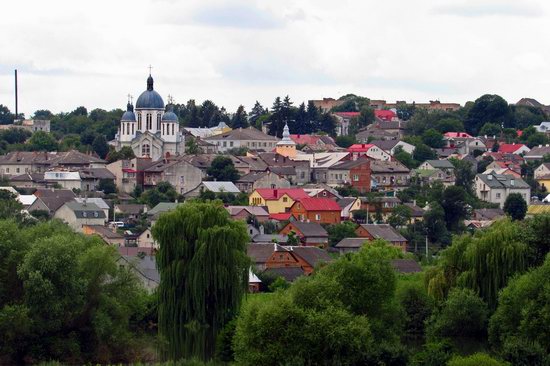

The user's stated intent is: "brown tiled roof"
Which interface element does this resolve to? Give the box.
[288,222,328,237]
[391,259,421,273]
[264,267,304,282]
[358,224,407,243]
[286,246,332,267]
[334,237,367,248]
[370,160,410,174]
[247,243,287,263]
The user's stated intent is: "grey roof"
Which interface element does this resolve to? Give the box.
[370,139,400,151]
[115,203,147,215]
[268,166,297,176]
[391,259,421,274]
[121,255,160,284]
[206,127,279,141]
[335,237,367,248]
[201,181,240,193]
[360,196,401,204]
[147,202,180,216]
[74,197,109,210]
[358,224,407,243]
[64,201,106,219]
[161,111,179,122]
[9,173,45,182]
[237,156,268,171]
[370,160,410,174]
[424,160,455,169]
[476,173,530,189]
[403,203,425,217]
[225,205,269,217]
[286,246,332,267]
[238,171,268,183]
[121,110,136,121]
[264,267,304,282]
[247,243,288,263]
[78,168,116,180]
[289,222,328,237]
[525,145,550,158]
[136,76,164,109]
[473,208,505,220]
[252,234,288,243]
[330,159,369,170]
[337,197,358,209]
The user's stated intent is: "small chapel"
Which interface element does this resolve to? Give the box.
[113,73,185,160]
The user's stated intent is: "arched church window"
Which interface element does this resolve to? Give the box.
[172,124,175,135]
[142,144,150,156]
[157,114,161,130]
[138,113,142,130]
[131,123,134,135]
[146,114,152,130]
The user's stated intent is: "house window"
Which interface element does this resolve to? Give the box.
[223,142,227,147]
[496,193,501,199]
[6,168,9,173]
[180,176,184,184]
[322,191,327,196]
[147,233,150,238]
[16,168,20,173]
[283,197,288,203]
[353,174,359,182]
[315,214,321,221]
[142,144,150,156]
[230,141,234,147]
[82,212,87,218]
[94,212,99,218]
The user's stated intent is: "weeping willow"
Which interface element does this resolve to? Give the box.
[427,219,528,308]
[153,201,250,361]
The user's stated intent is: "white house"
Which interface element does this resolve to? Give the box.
[475,173,531,208]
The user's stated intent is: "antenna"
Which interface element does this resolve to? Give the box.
[14,69,18,121]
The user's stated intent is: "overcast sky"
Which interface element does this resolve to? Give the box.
[1,0,550,116]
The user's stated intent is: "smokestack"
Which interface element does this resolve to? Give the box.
[14,69,18,121]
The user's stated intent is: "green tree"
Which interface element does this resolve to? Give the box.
[479,122,502,137]
[524,214,550,266]
[397,282,433,336]
[207,156,240,182]
[426,288,488,338]
[441,186,468,232]
[434,118,464,133]
[140,182,177,207]
[98,179,117,194]
[388,205,412,228]
[410,340,454,366]
[0,104,14,124]
[489,255,550,365]
[286,230,300,246]
[106,145,135,163]
[0,190,23,220]
[450,158,475,195]
[412,143,437,163]
[153,202,250,361]
[503,193,527,221]
[394,147,418,169]
[230,105,249,129]
[92,135,109,159]
[447,353,508,366]
[28,131,58,151]
[335,135,356,148]
[465,94,512,135]
[422,128,445,148]
[185,137,202,155]
[327,221,357,247]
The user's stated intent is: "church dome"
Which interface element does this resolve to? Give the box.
[162,111,178,123]
[121,102,136,121]
[135,75,164,110]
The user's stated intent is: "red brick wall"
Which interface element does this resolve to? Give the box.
[350,161,371,193]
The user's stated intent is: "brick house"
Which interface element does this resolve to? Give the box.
[328,158,371,193]
[289,197,342,224]
[279,221,329,248]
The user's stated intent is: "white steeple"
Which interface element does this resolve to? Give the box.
[277,122,295,146]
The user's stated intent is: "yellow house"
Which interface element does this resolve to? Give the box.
[249,188,309,214]
[536,177,550,190]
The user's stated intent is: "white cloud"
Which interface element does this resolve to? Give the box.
[1,0,550,117]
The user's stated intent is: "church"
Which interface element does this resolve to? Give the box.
[113,74,185,161]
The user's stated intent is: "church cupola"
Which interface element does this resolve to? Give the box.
[276,122,296,158]
[161,100,179,143]
[120,97,137,142]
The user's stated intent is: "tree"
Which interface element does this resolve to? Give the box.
[447,353,508,366]
[0,190,23,220]
[397,282,433,336]
[434,118,464,133]
[153,202,250,361]
[489,255,550,366]
[503,193,527,221]
[524,214,550,267]
[0,104,14,124]
[286,230,300,246]
[140,182,177,207]
[450,158,475,195]
[465,94,512,135]
[185,137,202,155]
[479,122,502,137]
[0,220,150,364]
[412,143,436,163]
[388,205,412,228]
[423,202,451,247]
[394,147,418,169]
[207,156,240,182]
[92,135,109,159]
[327,221,357,247]
[106,146,135,163]
[441,186,468,232]
[422,129,445,148]
[249,101,266,127]
[97,179,116,194]
[335,135,356,148]
[28,131,58,151]
[0,128,31,144]
[426,288,488,338]
[231,105,249,129]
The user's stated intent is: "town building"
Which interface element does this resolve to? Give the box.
[370,160,411,191]
[475,173,531,208]
[289,197,342,224]
[524,145,550,162]
[347,144,392,161]
[249,188,309,214]
[205,127,279,153]
[0,119,50,133]
[279,221,329,248]
[355,224,408,252]
[54,200,107,232]
[113,74,185,160]
[327,158,372,193]
[143,156,204,195]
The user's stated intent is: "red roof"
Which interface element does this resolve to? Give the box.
[348,144,375,152]
[255,188,309,200]
[444,132,473,138]
[334,112,360,118]
[290,134,321,145]
[269,213,292,221]
[374,110,396,121]
[498,143,527,153]
[295,197,341,211]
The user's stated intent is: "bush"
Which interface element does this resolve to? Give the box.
[447,352,508,366]
[426,288,488,338]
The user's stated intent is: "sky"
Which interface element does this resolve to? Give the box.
[1,0,550,117]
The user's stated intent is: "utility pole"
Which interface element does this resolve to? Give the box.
[425,234,429,258]
[14,69,18,121]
